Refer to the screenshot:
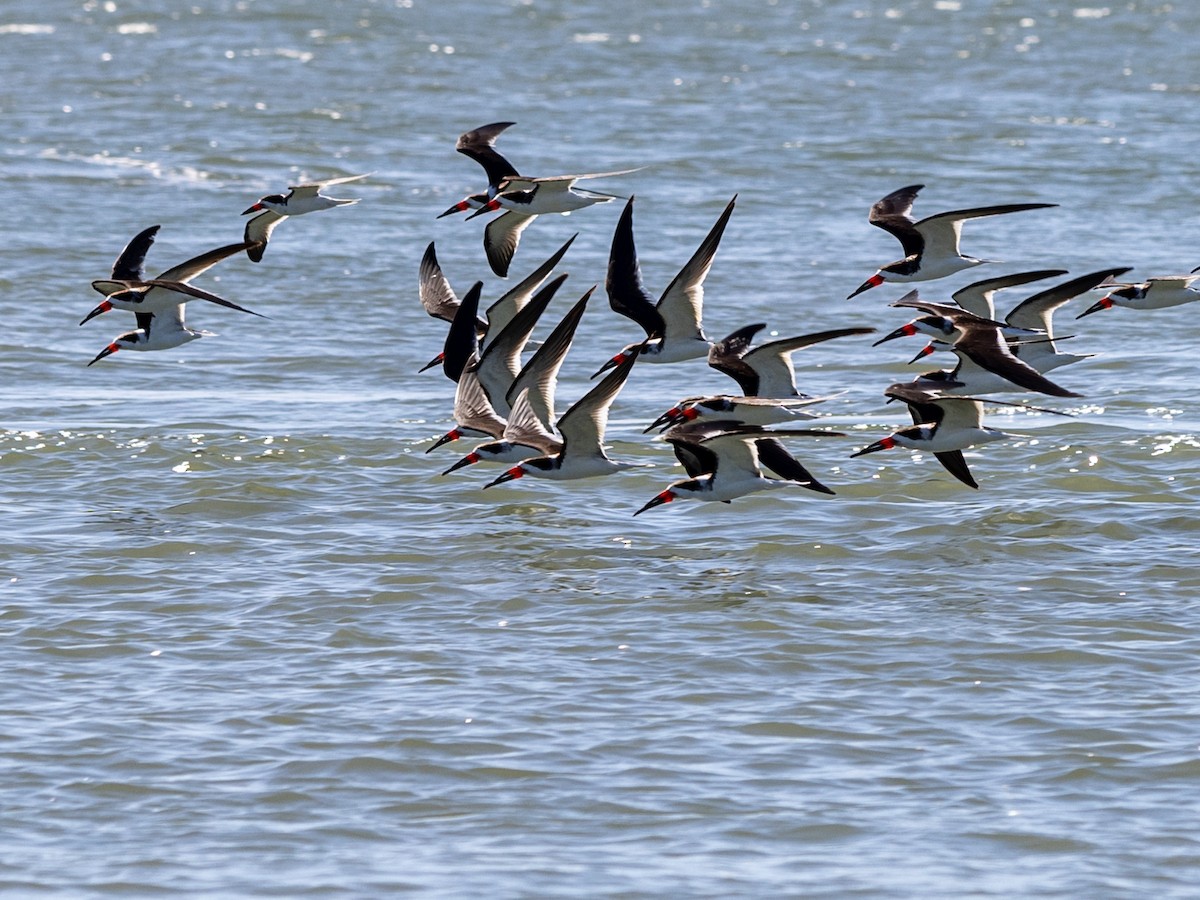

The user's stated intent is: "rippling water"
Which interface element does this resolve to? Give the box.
[4,0,1200,896]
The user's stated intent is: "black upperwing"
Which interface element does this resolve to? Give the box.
[707,323,767,395]
[868,184,925,258]
[111,224,161,280]
[754,437,836,495]
[933,450,978,489]
[442,281,484,383]
[605,197,665,339]
[456,122,520,193]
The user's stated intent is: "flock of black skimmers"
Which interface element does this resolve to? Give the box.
[420,123,1200,513]
[85,123,1200,513]
[81,174,369,364]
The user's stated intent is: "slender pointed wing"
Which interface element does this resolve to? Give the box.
[1146,273,1200,288]
[141,279,266,317]
[656,195,735,344]
[605,197,664,338]
[111,225,160,280]
[135,311,155,336]
[156,241,253,283]
[483,233,575,345]
[442,281,484,383]
[742,327,876,397]
[288,173,371,194]
[914,203,1057,260]
[933,450,978,488]
[725,396,833,413]
[952,269,1067,318]
[507,287,592,428]
[476,273,568,414]
[1006,267,1132,337]
[452,365,507,438]
[707,323,767,394]
[867,184,924,257]
[419,242,461,323]
[754,438,836,494]
[527,167,644,184]
[456,122,520,192]
[244,210,284,262]
[91,279,130,296]
[483,210,537,278]
[954,327,1080,397]
[503,388,561,455]
[556,351,637,460]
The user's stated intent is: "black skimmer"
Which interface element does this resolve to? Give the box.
[874,303,1037,350]
[417,242,488,331]
[241,173,369,262]
[466,167,638,219]
[483,351,644,487]
[462,169,636,278]
[471,275,570,417]
[441,289,593,475]
[499,287,591,431]
[442,388,562,475]
[1077,272,1200,317]
[431,288,592,456]
[418,235,577,374]
[881,292,1081,398]
[851,383,1068,488]
[84,227,263,324]
[901,270,1130,377]
[707,323,876,397]
[480,209,538,278]
[87,306,214,365]
[847,184,1057,298]
[426,365,508,453]
[634,422,840,515]
[454,121,521,200]
[594,195,736,376]
[437,121,530,218]
[435,123,539,278]
[1000,267,1131,370]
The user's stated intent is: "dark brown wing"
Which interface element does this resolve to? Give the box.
[868,184,924,257]
[955,326,1081,397]
[707,323,767,394]
[456,122,520,193]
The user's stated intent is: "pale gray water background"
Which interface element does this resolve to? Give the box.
[2,0,1200,896]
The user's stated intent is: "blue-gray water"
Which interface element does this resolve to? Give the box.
[4,1,1200,896]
